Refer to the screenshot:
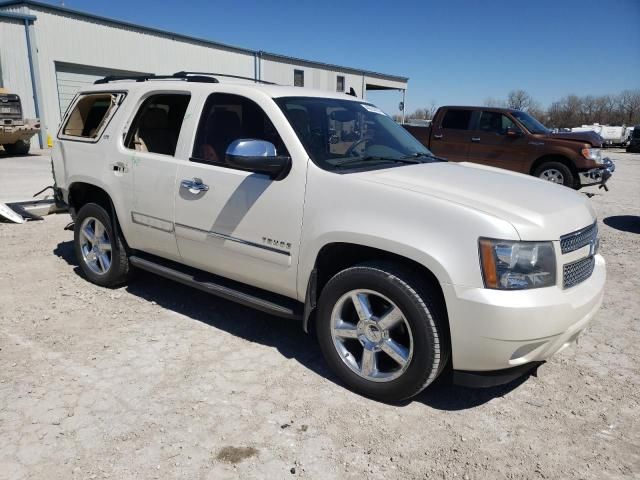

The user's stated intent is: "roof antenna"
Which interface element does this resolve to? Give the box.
[347,87,357,97]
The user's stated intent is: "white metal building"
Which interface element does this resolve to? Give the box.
[0,0,408,148]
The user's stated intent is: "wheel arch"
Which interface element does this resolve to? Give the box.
[68,181,129,251]
[302,241,450,339]
[529,154,578,178]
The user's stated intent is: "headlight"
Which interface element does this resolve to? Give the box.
[581,147,603,165]
[479,238,556,290]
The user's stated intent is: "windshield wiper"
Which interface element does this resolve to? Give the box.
[402,152,448,162]
[334,156,423,168]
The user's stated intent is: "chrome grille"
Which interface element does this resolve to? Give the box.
[560,222,597,254]
[563,256,595,289]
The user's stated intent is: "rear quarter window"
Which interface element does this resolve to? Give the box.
[59,92,124,141]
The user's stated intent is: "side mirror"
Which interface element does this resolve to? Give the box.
[505,127,523,137]
[225,139,291,180]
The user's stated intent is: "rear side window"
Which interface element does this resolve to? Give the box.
[61,93,123,140]
[441,109,472,130]
[125,94,190,156]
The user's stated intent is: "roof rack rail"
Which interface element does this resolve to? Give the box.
[94,73,220,85]
[173,71,276,85]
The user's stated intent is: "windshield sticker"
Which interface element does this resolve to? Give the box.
[361,104,387,116]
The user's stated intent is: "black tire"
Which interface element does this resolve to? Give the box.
[533,161,575,188]
[73,202,129,287]
[3,140,30,155]
[316,261,450,402]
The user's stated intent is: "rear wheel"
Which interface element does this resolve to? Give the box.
[74,203,129,287]
[534,161,574,188]
[316,261,449,402]
[3,139,30,155]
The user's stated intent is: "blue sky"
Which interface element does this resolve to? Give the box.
[44,0,639,115]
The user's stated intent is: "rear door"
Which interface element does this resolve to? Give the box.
[429,108,474,162]
[116,91,192,261]
[467,110,529,172]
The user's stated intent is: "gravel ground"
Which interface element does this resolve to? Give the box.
[1,150,638,479]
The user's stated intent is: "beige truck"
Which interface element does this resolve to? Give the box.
[0,88,40,155]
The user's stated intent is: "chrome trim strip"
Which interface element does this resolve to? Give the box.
[174,223,291,256]
[131,212,174,233]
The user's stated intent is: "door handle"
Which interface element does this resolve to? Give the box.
[471,137,481,143]
[111,162,128,174]
[433,134,443,139]
[181,178,209,194]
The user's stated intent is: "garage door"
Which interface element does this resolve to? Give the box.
[55,63,144,116]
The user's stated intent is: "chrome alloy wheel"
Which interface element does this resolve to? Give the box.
[330,289,414,382]
[79,216,112,275]
[540,168,565,184]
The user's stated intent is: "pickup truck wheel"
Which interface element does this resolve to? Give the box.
[316,262,449,402]
[3,140,30,155]
[534,161,574,187]
[74,203,129,287]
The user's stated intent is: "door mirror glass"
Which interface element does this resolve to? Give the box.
[225,139,291,180]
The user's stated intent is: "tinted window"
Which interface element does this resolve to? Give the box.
[441,109,472,130]
[294,69,304,87]
[192,93,287,167]
[478,111,515,133]
[62,93,121,139]
[125,94,190,156]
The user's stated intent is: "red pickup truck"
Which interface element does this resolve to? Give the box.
[403,106,614,189]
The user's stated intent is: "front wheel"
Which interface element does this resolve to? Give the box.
[533,161,575,188]
[316,262,449,402]
[3,139,30,155]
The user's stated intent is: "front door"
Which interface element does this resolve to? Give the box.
[466,110,529,172]
[429,108,474,162]
[173,91,307,299]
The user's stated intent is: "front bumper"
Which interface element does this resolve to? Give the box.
[443,254,605,373]
[579,158,615,188]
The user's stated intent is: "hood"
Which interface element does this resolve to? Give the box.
[356,162,596,241]
[546,130,602,147]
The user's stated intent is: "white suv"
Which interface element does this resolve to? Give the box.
[51,72,605,402]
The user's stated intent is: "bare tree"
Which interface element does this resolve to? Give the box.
[425,101,438,120]
[618,89,640,125]
[507,90,533,111]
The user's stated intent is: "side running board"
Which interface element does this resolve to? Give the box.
[129,255,302,320]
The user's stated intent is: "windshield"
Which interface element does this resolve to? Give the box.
[511,110,549,135]
[275,97,436,171]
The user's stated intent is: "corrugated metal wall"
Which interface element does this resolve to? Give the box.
[0,4,408,144]
[29,9,257,140]
[262,59,367,98]
[54,63,144,116]
[0,16,38,147]
[262,59,407,100]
